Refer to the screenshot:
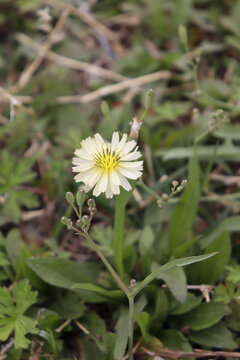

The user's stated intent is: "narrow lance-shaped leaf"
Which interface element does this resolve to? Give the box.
[133,253,217,297]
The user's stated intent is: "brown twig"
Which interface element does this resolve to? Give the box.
[16,32,126,82]
[12,71,171,105]
[12,5,72,92]
[56,70,171,104]
[140,346,240,359]
[44,0,118,42]
[0,338,15,359]
[55,319,72,333]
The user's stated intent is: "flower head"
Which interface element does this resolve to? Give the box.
[72,132,143,198]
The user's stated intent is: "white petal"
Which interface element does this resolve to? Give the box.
[118,167,142,180]
[74,149,93,160]
[110,169,121,185]
[109,174,120,194]
[119,161,143,169]
[116,171,132,191]
[72,162,94,172]
[72,157,92,166]
[74,167,97,182]
[105,183,113,198]
[115,133,128,153]
[121,140,137,155]
[81,137,97,153]
[94,133,105,148]
[111,132,119,148]
[121,150,141,161]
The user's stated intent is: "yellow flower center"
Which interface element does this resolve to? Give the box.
[94,146,120,171]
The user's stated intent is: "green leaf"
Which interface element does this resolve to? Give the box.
[0,280,38,348]
[184,302,226,330]
[135,312,152,342]
[189,322,237,349]
[169,153,200,255]
[49,293,86,320]
[72,283,124,300]
[139,226,154,255]
[155,265,187,303]
[27,257,110,302]
[0,152,38,223]
[160,329,192,352]
[133,252,217,296]
[200,216,240,249]
[226,264,240,284]
[169,293,202,315]
[114,309,128,360]
[191,232,231,284]
[5,229,22,270]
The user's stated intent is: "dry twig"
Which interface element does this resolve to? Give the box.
[12,5,72,92]
[56,70,171,104]
[140,346,240,359]
[16,33,126,82]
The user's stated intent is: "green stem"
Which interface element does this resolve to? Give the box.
[137,180,161,200]
[83,230,130,297]
[128,295,135,360]
[113,192,130,277]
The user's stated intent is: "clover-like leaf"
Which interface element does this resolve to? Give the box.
[0,151,38,223]
[0,280,38,348]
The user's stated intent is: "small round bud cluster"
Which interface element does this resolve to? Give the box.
[208,109,229,132]
[157,193,169,209]
[129,279,137,289]
[87,198,97,215]
[61,216,73,229]
[171,180,179,192]
[176,179,188,193]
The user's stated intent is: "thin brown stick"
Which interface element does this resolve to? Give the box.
[0,338,15,359]
[12,71,171,105]
[13,5,72,92]
[44,0,118,42]
[140,346,240,359]
[56,70,171,104]
[16,33,126,82]
[55,318,71,333]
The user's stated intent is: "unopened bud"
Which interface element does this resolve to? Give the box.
[172,180,179,189]
[178,24,188,46]
[145,89,154,109]
[129,279,137,289]
[101,101,110,116]
[61,217,73,228]
[157,200,163,209]
[76,189,86,207]
[162,193,169,202]
[87,198,96,208]
[80,215,90,229]
[89,207,97,215]
[61,216,69,225]
[65,192,74,205]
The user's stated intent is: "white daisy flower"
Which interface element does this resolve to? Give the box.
[72,132,143,198]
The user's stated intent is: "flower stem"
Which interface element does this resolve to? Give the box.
[137,180,161,200]
[128,295,135,360]
[113,190,132,277]
[83,229,130,297]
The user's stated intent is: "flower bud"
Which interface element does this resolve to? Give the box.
[145,89,154,109]
[80,215,90,229]
[162,193,169,202]
[178,24,188,46]
[87,198,96,208]
[76,189,86,207]
[65,191,74,205]
[101,101,110,116]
